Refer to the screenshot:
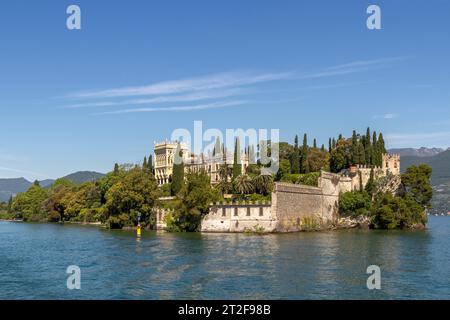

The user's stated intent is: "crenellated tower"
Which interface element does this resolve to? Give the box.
[382,153,401,176]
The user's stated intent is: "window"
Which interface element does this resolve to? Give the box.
[222,208,226,217]
[259,207,264,217]
[234,208,238,216]
[247,207,251,216]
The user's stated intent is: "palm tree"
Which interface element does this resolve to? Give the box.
[252,174,274,196]
[218,163,232,182]
[215,180,232,195]
[233,174,254,195]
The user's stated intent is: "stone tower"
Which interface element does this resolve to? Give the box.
[382,153,400,176]
[154,141,189,185]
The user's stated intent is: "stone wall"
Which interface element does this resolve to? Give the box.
[201,202,275,233]
[271,171,344,232]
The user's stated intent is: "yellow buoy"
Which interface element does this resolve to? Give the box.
[137,224,142,237]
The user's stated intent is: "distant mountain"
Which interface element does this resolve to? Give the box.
[61,171,105,184]
[0,171,105,203]
[389,147,447,158]
[0,178,32,202]
[39,179,56,188]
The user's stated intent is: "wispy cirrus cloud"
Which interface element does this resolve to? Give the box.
[63,56,409,115]
[96,100,247,115]
[324,56,411,71]
[68,71,292,99]
[0,166,49,179]
[373,113,400,120]
[63,88,251,109]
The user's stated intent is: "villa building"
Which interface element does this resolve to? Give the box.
[153,141,250,186]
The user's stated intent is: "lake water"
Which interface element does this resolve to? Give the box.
[0,216,449,300]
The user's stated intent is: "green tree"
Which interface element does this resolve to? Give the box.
[43,178,76,222]
[233,174,255,195]
[143,156,148,169]
[378,133,386,154]
[365,168,375,195]
[356,141,365,165]
[148,155,154,172]
[104,166,160,229]
[252,174,274,196]
[339,191,372,217]
[306,148,330,172]
[275,159,291,181]
[290,151,300,174]
[364,127,373,165]
[12,185,49,221]
[290,135,300,174]
[401,164,433,209]
[372,193,426,229]
[351,130,358,164]
[171,171,221,232]
[301,133,308,173]
[233,138,242,179]
[330,139,351,173]
[7,195,13,213]
[171,143,185,196]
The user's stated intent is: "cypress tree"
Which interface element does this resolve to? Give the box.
[113,163,119,175]
[364,127,372,165]
[171,143,184,195]
[301,134,308,173]
[233,138,242,180]
[365,168,375,195]
[378,132,386,154]
[7,195,13,213]
[332,138,336,150]
[321,144,325,152]
[304,158,310,174]
[357,141,366,165]
[143,156,148,169]
[213,137,221,157]
[338,134,343,141]
[291,135,300,174]
[372,132,379,166]
[313,138,317,149]
[148,155,153,171]
[328,138,332,153]
[351,130,358,164]
[290,152,300,174]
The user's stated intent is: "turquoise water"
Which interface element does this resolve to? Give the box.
[0,216,449,300]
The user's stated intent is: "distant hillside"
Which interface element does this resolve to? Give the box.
[0,178,32,202]
[0,171,105,203]
[389,147,447,158]
[61,171,105,184]
[39,179,56,188]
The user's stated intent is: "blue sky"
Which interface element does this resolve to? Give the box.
[1,0,450,180]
